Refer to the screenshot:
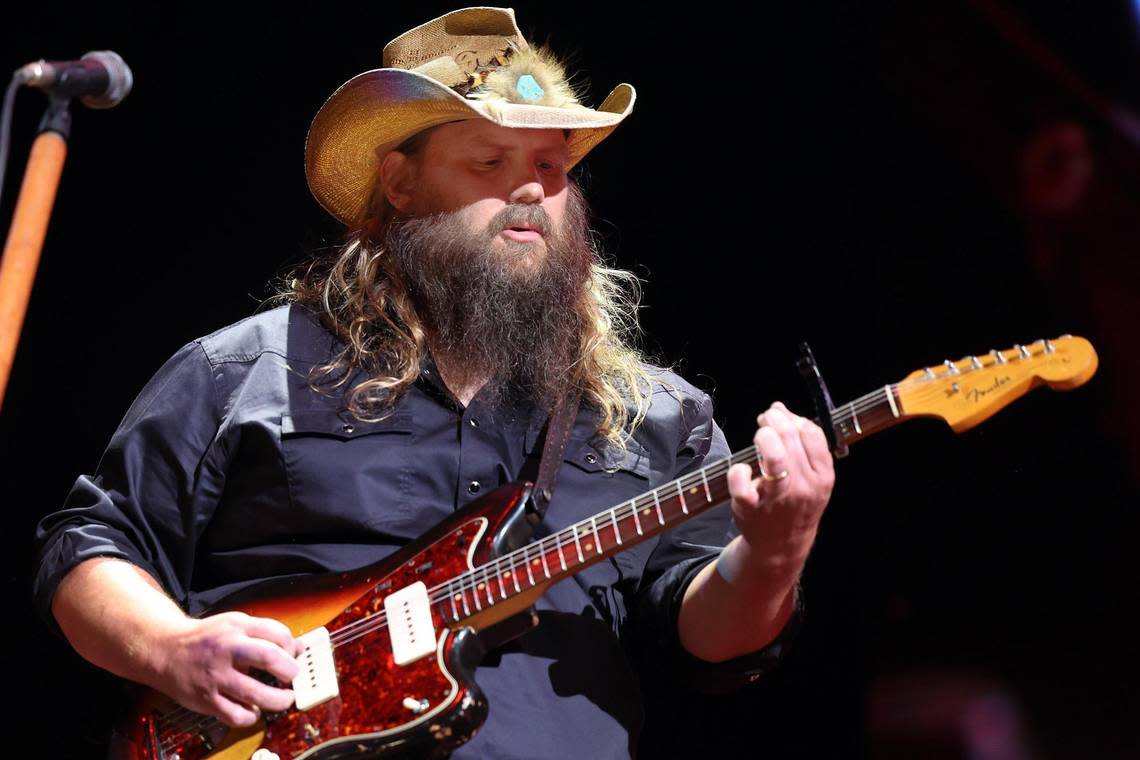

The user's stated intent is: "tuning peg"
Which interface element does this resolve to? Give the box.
[969,356,983,369]
[990,349,1007,364]
[1044,339,1056,353]
[943,359,960,375]
[1016,344,1031,359]
[923,367,936,379]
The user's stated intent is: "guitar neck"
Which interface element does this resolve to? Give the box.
[434,442,771,626]
[433,334,1097,625]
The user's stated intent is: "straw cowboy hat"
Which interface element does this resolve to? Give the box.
[304,6,637,227]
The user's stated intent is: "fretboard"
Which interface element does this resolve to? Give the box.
[830,384,902,447]
[432,444,764,625]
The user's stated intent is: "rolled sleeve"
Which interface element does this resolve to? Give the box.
[641,554,804,694]
[628,389,804,694]
[31,339,227,638]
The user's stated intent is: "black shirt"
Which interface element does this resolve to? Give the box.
[32,302,801,758]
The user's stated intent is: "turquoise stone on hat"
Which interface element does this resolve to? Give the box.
[515,74,544,101]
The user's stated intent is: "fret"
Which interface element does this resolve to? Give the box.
[556,538,567,571]
[699,468,712,502]
[631,498,643,536]
[523,545,536,586]
[610,509,622,545]
[460,584,471,617]
[510,561,521,593]
[471,580,482,611]
[483,567,495,606]
[590,517,602,554]
[885,384,900,417]
[540,545,551,579]
[450,589,460,622]
[571,525,585,563]
[677,481,689,515]
[652,489,665,526]
[496,565,507,600]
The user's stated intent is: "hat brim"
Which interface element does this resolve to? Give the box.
[305,68,635,226]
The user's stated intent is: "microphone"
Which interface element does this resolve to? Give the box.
[15,50,133,109]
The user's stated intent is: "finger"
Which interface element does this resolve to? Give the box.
[220,669,297,714]
[753,425,792,487]
[770,402,812,435]
[209,691,263,728]
[798,419,834,477]
[727,463,760,509]
[772,404,833,475]
[755,407,804,465]
[243,615,304,658]
[757,403,802,439]
[775,407,820,478]
[759,401,798,428]
[233,638,301,684]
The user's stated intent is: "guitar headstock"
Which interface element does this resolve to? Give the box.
[894,335,1098,432]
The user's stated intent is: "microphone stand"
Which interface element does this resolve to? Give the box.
[0,91,74,411]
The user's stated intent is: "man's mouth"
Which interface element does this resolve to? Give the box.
[502,225,543,242]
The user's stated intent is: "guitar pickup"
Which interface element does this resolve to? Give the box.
[384,580,437,666]
[293,627,339,711]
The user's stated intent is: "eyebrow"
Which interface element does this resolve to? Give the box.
[470,138,569,155]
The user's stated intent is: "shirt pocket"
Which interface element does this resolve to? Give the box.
[563,435,652,480]
[538,432,656,577]
[279,408,419,539]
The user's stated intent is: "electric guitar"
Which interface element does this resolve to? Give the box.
[110,336,1098,760]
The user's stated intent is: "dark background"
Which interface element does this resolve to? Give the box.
[2,2,1137,757]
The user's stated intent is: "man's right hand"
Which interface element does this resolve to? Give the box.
[156,611,304,727]
[52,557,304,728]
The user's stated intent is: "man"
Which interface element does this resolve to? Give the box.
[32,7,834,758]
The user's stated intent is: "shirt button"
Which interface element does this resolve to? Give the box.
[467,480,481,494]
[584,452,597,464]
[469,417,480,428]
[342,424,354,434]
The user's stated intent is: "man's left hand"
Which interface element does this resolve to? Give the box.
[725,401,836,575]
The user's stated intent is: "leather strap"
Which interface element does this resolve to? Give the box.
[523,389,582,521]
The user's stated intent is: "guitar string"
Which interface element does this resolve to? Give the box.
[323,446,754,645]
[153,449,757,747]
[825,346,1049,429]
[155,351,1048,745]
[832,348,1046,423]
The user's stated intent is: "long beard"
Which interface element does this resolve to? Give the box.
[384,184,593,414]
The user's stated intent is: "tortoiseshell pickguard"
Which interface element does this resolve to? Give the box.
[255,518,490,758]
[115,481,535,760]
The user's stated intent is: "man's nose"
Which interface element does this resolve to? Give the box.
[508,173,545,204]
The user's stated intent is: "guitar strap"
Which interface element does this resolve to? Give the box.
[522,387,582,522]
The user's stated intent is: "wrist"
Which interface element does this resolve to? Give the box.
[714,536,749,585]
[714,535,804,588]
[139,613,200,686]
